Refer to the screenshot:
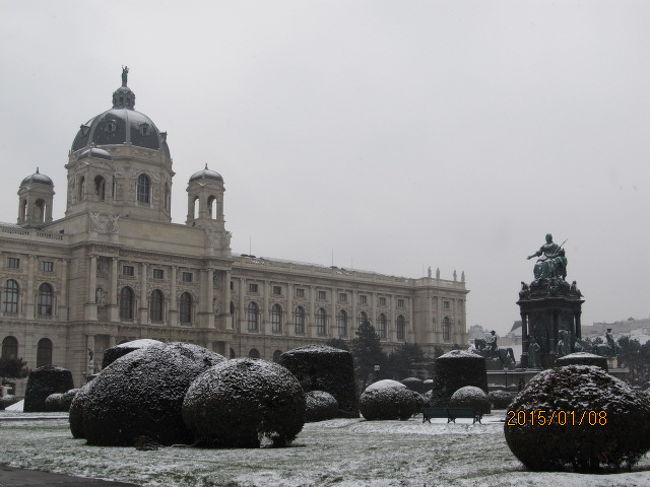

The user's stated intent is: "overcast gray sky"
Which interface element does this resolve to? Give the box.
[1,1,649,334]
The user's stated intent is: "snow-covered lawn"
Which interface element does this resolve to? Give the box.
[1,412,649,487]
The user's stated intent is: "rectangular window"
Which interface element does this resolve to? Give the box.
[379,297,387,306]
[359,295,367,305]
[338,293,347,303]
[230,281,234,290]
[40,261,54,272]
[397,298,404,308]
[248,283,258,293]
[182,272,193,283]
[122,265,134,277]
[444,300,450,310]
[153,269,164,279]
[273,285,282,296]
[7,257,20,269]
[318,290,327,300]
[295,288,305,298]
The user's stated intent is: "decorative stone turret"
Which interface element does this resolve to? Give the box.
[17,168,55,227]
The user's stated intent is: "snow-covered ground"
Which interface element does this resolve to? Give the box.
[1,412,649,487]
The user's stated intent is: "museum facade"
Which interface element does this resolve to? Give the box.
[0,70,468,390]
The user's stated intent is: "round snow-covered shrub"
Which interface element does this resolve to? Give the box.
[489,390,516,409]
[278,346,357,417]
[182,358,306,448]
[359,380,420,420]
[305,390,338,422]
[69,381,94,439]
[401,377,424,393]
[422,379,434,392]
[24,366,75,412]
[504,365,650,472]
[555,352,608,371]
[44,393,64,412]
[433,350,487,407]
[449,386,490,414]
[101,339,163,368]
[83,342,225,446]
[60,388,79,411]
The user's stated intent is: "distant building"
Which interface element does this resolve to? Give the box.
[0,70,468,392]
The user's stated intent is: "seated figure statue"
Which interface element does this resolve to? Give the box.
[527,233,567,280]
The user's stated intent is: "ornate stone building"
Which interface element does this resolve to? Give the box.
[0,70,468,391]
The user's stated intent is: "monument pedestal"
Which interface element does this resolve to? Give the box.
[517,278,584,369]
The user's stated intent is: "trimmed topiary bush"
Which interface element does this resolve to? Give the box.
[101,339,163,369]
[359,380,420,420]
[449,385,490,414]
[504,365,650,472]
[555,352,608,371]
[182,358,306,447]
[83,342,225,446]
[422,379,434,392]
[305,390,338,422]
[279,345,357,417]
[44,393,64,412]
[489,390,516,409]
[69,381,95,439]
[432,350,487,408]
[24,366,74,412]
[60,388,79,411]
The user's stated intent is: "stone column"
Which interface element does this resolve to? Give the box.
[109,258,119,321]
[309,285,315,337]
[262,280,270,335]
[204,269,215,328]
[520,310,529,368]
[85,255,97,321]
[58,259,68,320]
[223,271,231,330]
[286,283,293,336]
[239,278,245,332]
[25,255,35,318]
[169,266,177,326]
[139,262,148,324]
[351,290,357,337]
[330,288,336,338]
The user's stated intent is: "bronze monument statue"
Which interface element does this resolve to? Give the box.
[527,233,567,281]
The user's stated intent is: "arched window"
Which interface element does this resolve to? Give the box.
[273,350,283,362]
[378,313,387,339]
[359,311,368,326]
[36,338,52,367]
[396,315,406,341]
[37,283,53,317]
[180,292,192,324]
[337,310,348,337]
[271,304,282,333]
[230,301,235,315]
[21,199,27,222]
[247,302,259,331]
[78,176,85,201]
[294,306,305,335]
[34,199,45,223]
[208,195,217,219]
[1,336,18,359]
[248,348,260,358]
[229,348,236,359]
[136,174,150,203]
[150,289,164,323]
[95,176,106,201]
[2,279,19,314]
[193,196,199,219]
[119,286,134,321]
[443,316,451,342]
[316,308,327,336]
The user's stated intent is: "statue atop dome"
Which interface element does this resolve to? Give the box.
[121,66,129,86]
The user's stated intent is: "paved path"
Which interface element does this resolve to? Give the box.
[0,465,141,487]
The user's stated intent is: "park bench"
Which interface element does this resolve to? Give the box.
[422,407,482,424]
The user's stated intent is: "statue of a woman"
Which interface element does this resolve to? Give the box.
[527,234,567,280]
[121,66,129,86]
